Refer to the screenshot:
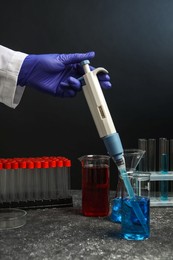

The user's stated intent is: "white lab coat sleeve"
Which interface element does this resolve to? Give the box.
[0,45,28,108]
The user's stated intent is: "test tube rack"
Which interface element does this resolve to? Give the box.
[0,156,72,209]
[138,138,173,207]
[150,171,173,206]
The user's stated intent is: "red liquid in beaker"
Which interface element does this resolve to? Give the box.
[82,166,110,217]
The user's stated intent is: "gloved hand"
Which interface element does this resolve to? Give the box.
[17,52,111,97]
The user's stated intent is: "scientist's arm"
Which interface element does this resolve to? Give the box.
[17,53,111,97]
[0,45,111,108]
[0,45,27,108]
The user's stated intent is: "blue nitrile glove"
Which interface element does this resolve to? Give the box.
[17,52,111,97]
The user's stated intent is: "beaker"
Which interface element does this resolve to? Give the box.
[121,171,150,240]
[79,155,110,217]
[110,149,145,223]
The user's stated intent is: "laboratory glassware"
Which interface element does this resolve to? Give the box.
[110,149,145,223]
[138,139,148,171]
[121,171,150,240]
[170,139,173,198]
[159,138,169,201]
[148,139,157,199]
[0,156,72,209]
[0,208,27,230]
[79,155,110,217]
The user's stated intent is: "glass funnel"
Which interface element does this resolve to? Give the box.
[110,149,145,223]
[123,149,145,173]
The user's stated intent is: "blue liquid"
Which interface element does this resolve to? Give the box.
[121,196,150,240]
[161,154,168,201]
[110,198,122,223]
[161,180,168,201]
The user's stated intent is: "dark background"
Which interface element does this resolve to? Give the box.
[1,0,173,189]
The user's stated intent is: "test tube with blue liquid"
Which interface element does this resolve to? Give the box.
[161,154,169,200]
[169,139,173,198]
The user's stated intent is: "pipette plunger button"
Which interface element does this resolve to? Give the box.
[81,60,90,66]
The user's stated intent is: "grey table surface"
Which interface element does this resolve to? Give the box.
[0,190,173,260]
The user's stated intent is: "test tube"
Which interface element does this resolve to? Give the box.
[170,139,173,170]
[26,161,34,201]
[169,139,173,197]
[18,160,27,202]
[138,139,148,171]
[148,139,157,198]
[9,160,14,202]
[34,160,41,201]
[11,161,19,202]
[148,139,156,171]
[159,138,169,170]
[161,153,169,201]
[64,159,71,198]
[159,138,169,201]
[62,159,66,198]
[41,160,49,200]
[15,159,21,202]
[56,160,63,199]
[4,162,12,202]
[48,159,57,200]
[0,162,4,203]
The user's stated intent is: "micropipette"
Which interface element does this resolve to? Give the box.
[80,60,124,168]
[80,60,148,233]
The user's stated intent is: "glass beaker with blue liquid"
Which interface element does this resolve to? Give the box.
[121,171,150,240]
[110,149,145,223]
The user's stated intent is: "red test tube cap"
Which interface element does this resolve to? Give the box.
[4,162,11,169]
[19,161,27,169]
[34,161,41,169]
[49,160,56,168]
[42,161,49,168]
[26,161,34,169]
[11,161,19,169]
[64,160,71,167]
[0,162,3,170]
[56,160,63,167]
